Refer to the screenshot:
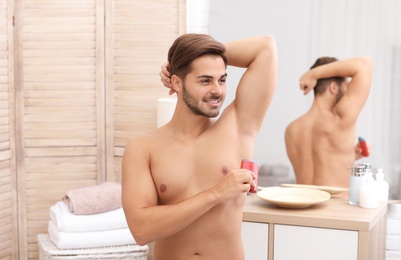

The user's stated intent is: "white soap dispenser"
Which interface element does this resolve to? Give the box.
[375,168,389,203]
[359,172,379,209]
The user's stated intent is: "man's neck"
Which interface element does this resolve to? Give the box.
[169,114,214,139]
[312,96,336,112]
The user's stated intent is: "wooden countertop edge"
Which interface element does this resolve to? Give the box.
[242,194,388,231]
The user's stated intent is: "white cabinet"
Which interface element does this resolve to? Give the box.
[242,221,269,260]
[274,224,358,260]
[242,195,386,260]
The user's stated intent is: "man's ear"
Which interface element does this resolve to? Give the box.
[328,81,338,95]
[171,75,182,92]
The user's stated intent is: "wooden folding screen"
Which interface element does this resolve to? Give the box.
[8,0,185,259]
[105,0,186,182]
[0,0,16,259]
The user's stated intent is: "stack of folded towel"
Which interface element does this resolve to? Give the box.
[48,182,135,249]
[386,202,401,260]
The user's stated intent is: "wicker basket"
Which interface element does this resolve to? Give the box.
[37,234,148,260]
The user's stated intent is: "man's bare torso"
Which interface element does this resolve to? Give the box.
[286,109,356,189]
[146,120,250,259]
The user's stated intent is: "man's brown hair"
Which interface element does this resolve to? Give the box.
[168,34,227,80]
[310,57,345,96]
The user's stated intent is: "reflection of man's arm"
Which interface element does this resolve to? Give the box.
[300,57,372,126]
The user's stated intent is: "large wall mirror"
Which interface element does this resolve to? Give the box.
[208,0,401,199]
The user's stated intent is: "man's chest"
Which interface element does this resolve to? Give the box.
[149,137,245,204]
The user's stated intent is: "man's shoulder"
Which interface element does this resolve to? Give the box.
[285,119,301,141]
[125,130,158,150]
[286,115,306,130]
[286,113,318,137]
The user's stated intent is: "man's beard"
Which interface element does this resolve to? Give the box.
[182,83,223,118]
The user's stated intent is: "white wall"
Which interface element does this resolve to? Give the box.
[186,0,210,34]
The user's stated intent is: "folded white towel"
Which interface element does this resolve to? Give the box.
[386,234,401,251]
[386,250,401,259]
[388,203,401,219]
[50,201,128,232]
[48,220,136,249]
[386,218,401,235]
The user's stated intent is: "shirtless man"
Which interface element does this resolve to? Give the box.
[122,34,277,260]
[285,57,372,189]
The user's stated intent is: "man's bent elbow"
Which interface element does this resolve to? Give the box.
[261,35,277,52]
[359,56,372,69]
[130,227,153,246]
[361,56,372,63]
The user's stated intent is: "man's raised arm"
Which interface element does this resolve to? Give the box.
[226,36,278,137]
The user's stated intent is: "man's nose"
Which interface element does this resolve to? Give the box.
[210,81,223,94]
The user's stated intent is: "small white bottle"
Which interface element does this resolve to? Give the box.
[375,168,389,202]
[359,172,379,209]
[348,165,366,205]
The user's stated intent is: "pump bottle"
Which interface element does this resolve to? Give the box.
[375,168,389,202]
[348,164,365,205]
[359,171,379,209]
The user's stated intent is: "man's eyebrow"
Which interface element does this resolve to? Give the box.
[197,75,213,79]
[196,73,228,79]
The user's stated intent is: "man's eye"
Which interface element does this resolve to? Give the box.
[219,79,226,84]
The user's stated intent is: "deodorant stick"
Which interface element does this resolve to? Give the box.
[240,159,258,193]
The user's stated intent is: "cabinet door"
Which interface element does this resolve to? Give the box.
[274,224,358,260]
[242,221,269,260]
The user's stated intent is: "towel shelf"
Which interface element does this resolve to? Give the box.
[37,234,148,260]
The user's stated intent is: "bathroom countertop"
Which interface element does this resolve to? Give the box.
[242,192,387,232]
[242,193,388,260]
